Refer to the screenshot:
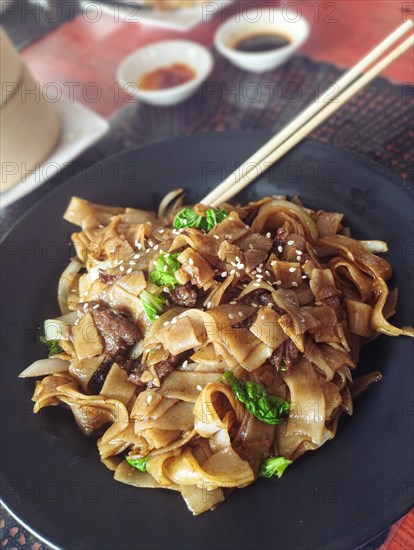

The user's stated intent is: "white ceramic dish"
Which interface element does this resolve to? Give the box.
[214,7,310,72]
[0,97,109,209]
[117,39,214,106]
[91,0,233,32]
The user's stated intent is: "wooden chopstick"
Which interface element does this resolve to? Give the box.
[201,20,414,207]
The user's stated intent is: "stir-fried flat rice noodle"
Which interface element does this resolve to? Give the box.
[20,194,414,515]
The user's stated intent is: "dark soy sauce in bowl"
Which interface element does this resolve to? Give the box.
[234,32,291,53]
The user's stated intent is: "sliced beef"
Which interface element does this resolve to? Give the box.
[98,269,120,286]
[270,339,301,372]
[76,301,141,392]
[169,283,198,307]
[126,352,190,387]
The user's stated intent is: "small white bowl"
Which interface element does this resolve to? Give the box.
[117,40,214,107]
[214,8,309,73]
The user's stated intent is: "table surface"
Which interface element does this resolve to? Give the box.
[1,1,413,549]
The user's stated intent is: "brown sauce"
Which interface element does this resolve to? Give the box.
[139,63,196,91]
[234,32,291,53]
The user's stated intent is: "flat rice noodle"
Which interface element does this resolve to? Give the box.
[116,270,146,297]
[64,197,125,229]
[32,373,75,410]
[274,421,317,462]
[344,299,375,337]
[158,371,222,402]
[340,383,353,415]
[176,248,215,289]
[164,447,255,489]
[351,371,383,398]
[73,312,103,359]
[194,382,244,437]
[371,277,414,337]
[304,306,342,343]
[329,257,374,302]
[133,400,195,432]
[319,234,392,281]
[130,389,163,419]
[114,460,180,491]
[69,355,105,393]
[217,240,243,265]
[180,484,225,515]
[316,374,342,423]
[249,307,289,349]
[140,428,182,449]
[233,410,275,474]
[106,284,149,330]
[234,233,272,271]
[203,275,235,309]
[283,357,326,445]
[208,212,251,242]
[251,200,319,242]
[100,363,137,405]
[271,261,302,288]
[220,327,273,371]
[315,211,343,237]
[144,307,185,345]
[158,315,207,356]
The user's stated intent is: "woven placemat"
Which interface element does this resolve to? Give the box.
[1,52,413,549]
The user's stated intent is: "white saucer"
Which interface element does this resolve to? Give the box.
[91,1,233,32]
[0,96,109,209]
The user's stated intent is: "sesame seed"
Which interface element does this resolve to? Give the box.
[206,301,212,309]
[259,264,263,268]
[228,314,234,319]
[296,250,303,255]
[221,271,227,277]
[270,260,277,266]
[163,287,170,293]
[133,254,140,259]
[92,303,100,309]
[196,384,203,391]
[171,318,177,324]
[146,394,153,404]
[296,256,302,262]
[230,269,236,275]
[243,284,248,288]
[256,274,263,280]
[276,280,282,285]
[153,260,157,266]
[256,267,262,273]
[245,225,250,229]
[164,253,170,258]
[213,235,220,240]
[126,268,132,274]
[148,240,154,247]
[163,321,170,327]
[267,302,273,307]
[235,272,241,277]
[237,263,245,270]
[159,229,165,234]
[289,267,296,273]
[238,311,243,317]
[129,260,136,265]
[278,246,283,253]
[119,266,125,272]
[235,256,241,263]
[248,244,254,250]
[292,282,298,287]
[265,270,271,276]
[302,275,307,279]
[182,360,188,369]
[287,240,294,245]
[254,282,261,287]
[163,265,168,272]
[189,258,194,265]
[252,303,258,307]
[230,301,237,305]
[266,232,271,238]
[153,245,159,251]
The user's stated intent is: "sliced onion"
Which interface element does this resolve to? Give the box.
[44,311,77,341]
[359,240,388,253]
[19,358,69,378]
[58,258,83,314]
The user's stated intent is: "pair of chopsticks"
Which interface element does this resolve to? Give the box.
[201,20,414,207]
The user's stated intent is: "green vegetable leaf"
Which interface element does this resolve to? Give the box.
[126,455,150,472]
[149,252,181,288]
[204,209,229,231]
[259,456,292,478]
[140,290,166,323]
[40,336,63,357]
[173,208,228,232]
[224,371,289,425]
[173,208,203,230]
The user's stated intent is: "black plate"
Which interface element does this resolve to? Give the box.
[1,134,413,550]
